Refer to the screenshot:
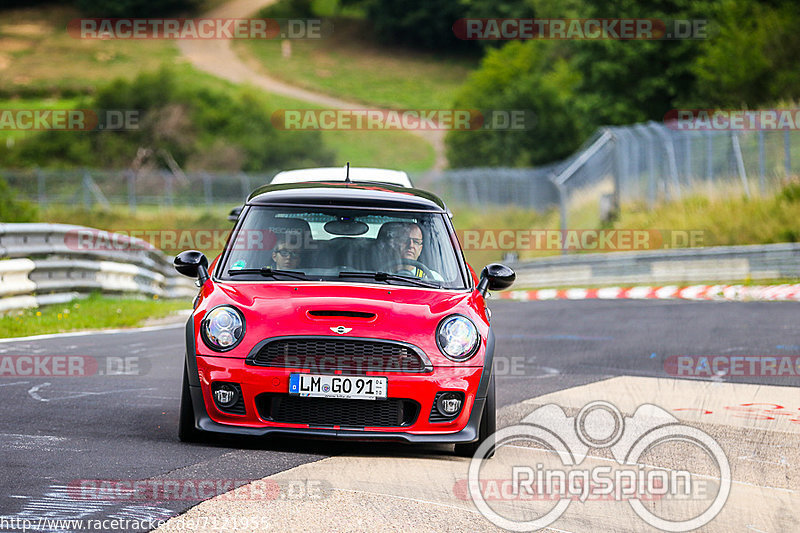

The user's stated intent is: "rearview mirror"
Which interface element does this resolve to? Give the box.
[228,206,243,222]
[174,250,209,285]
[477,263,515,296]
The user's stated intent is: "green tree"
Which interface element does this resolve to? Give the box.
[446,40,584,167]
[568,0,708,126]
[689,0,800,107]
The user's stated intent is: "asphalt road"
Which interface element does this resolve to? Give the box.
[0,300,798,531]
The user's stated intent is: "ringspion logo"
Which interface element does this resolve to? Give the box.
[467,401,730,531]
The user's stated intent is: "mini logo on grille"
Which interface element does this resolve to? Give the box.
[330,326,352,334]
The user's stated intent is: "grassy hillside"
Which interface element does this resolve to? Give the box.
[0,5,434,171]
[235,16,477,110]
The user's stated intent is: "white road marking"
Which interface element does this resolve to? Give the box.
[0,381,29,387]
[27,382,51,402]
[0,433,67,442]
[40,387,158,402]
[0,322,184,344]
[26,383,157,402]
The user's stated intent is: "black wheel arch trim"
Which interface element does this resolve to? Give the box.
[476,327,495,399]
[185,316,201,387]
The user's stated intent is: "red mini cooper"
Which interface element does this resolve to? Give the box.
[174,169,515,456]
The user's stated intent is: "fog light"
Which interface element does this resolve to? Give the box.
[436,392,463,417]
[213,383,238,408]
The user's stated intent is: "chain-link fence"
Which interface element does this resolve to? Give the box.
[424,120,799,232]
[1,168,277,210]
[2,121,798,218]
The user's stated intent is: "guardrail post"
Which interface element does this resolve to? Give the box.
[785,129,792,177]
[36,167,46,209]
[557,181,568,256]
[732,132,751,198]
[758,130,766,194]
[647,134,656,206]
[203,172,212,205]
[82,169,91,208]
[126,169,136,214]
[684,134,692,184]
[164,171,174,207]
[610,131,621,215]
[239,173,250,201]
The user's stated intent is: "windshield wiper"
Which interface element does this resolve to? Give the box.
[227,267,309,281]
[338,271,442,288]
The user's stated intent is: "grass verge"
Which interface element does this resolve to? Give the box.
[0,293,190,339]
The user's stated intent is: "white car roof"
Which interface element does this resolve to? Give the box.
[270,167,412,187]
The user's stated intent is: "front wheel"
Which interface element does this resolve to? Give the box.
[178,362,203,443]
[455,375,496,458]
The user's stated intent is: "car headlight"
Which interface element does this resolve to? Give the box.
[201,306,245,351]
[436,314,479,361]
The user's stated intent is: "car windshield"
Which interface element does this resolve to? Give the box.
[219,206,467,289]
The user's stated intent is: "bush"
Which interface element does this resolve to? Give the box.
[0,176,37,222]
[445,41,584,167]
[1,68,335,172]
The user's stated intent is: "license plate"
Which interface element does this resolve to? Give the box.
[289,373,387,400]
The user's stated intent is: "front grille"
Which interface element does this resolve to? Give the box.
[249,337,429,373]
[256,394,419,428]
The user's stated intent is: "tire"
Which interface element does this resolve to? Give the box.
[178,362,203,443]
[455,375,496,458]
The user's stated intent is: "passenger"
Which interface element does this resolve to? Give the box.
[271,233,302,270]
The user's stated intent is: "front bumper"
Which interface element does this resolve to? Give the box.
[190,355,485,443]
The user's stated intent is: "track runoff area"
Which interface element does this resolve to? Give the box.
[150,300,798,533]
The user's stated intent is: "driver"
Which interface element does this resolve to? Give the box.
[388,222,442,280]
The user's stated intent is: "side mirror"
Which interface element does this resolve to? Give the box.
[477,263,515,297]
[174,250,210,285]
[228,206,243,222]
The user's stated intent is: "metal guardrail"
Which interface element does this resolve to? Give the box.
[0,223,197,313]
[510,243,800,288]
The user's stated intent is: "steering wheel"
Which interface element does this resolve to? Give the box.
[390,258,435,279]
